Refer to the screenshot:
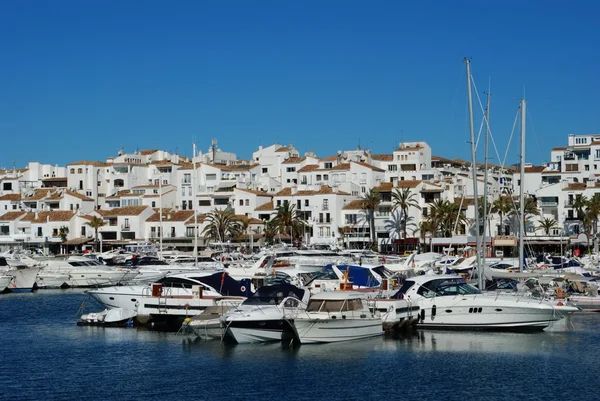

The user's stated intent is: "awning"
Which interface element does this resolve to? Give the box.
[62,237,93,245]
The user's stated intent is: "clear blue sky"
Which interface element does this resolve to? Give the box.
[1,1,598,169]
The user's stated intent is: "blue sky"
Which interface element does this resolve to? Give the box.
[1,1,598,169]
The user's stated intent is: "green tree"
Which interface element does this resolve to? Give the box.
[271,202,306,244]
[491,196,514,235]
[536,217,558,235]
[58,226,69,242]
[391,187,421,252]
[85,216,105,251]
[202,209,242,244]
[360,189,381,249]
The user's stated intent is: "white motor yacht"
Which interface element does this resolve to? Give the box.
[221,283,309,344]
[88,271,250,314]
[39,257,133,288]
[0,256,40,292]
[293,291,384,344]
[397,275,570,331]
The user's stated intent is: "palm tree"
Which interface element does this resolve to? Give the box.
[361,189,381,250]
[262,219,279,245]
[391,188,421,252]
[536,217,558,235]
[416,219,436,252]
[573,194,588,220]
[58,225,69,242]
[85,216,105,251]
[585,194,600,252]
[271,202,306,244]
[337,225,353,249]
[511,196,540,235]
[236,215,252,250]
[491,196,513,236]
[429,199,468,237]
[201,209,242,244]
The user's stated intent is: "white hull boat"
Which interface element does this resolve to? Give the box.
[221,283,309,344]
[0,275,11,292]
[398,275,566,331]
[293,292,384,344]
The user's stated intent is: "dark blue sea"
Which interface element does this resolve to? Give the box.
[1,290,599,401]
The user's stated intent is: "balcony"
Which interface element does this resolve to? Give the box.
[540,201,558,207]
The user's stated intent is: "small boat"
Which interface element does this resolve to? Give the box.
[293,291,384,344]
[221,283,309,344]
[77,308,137,327]
[181,303,237,340]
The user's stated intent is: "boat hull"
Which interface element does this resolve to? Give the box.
[224,319,296,344]
[415,296,560,331]
[294,317,383,344]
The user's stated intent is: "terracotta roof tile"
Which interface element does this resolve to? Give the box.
[329,163,351,171]
[275,146,292,152]
[274,188,292,196]
[138,149,158,155]
[255,201,274,211]
[551,146,567,151]
[66,190,94,201]
[343,199,365,210]
[146,209,195,223]
[373,182,394,191]
[282,156,306,164]
[106,190,131,199]
[32,211,76,223]
[24,189,54,201]
[371,154,393,161]
[397,180,422,188]
[320,155,337,161]
[0,211,27,221]
[0,194,21,201]
[298,164,319,172]
[97,206,150,217]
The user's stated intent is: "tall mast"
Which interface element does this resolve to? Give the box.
[481,91,491,273]
[159,175,163,259]
[465,59,482,289]
[519,99,526,273]
[193,142,199,267]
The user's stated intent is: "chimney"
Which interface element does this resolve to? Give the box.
[291,184,297,195]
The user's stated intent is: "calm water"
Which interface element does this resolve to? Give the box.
[1,290,599,401]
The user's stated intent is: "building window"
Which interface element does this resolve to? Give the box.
[305,199,309,207]
[297,200,301,209]
[70,168,74,174]
[262,168,268,174]
[277,200,281,207]
[323,199,329,210]
[77,168,83,174]
[245,199,249,206]
[388,165,398,172]
[239,199,243,206]
[152,201,156,207]
[184,173,191,183]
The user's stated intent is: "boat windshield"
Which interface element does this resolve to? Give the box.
[417,277,481,297]
[300,269,339,287]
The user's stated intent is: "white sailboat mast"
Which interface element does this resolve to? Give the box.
[519,99,526,272]
[482,91,491,271]
[465,59,483,289]
[193,142,199,267]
